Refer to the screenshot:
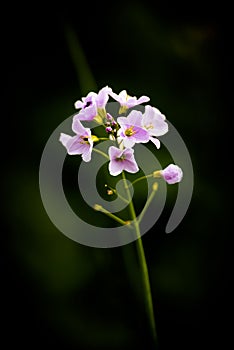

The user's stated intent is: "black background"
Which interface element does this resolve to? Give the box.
[3,2,232,349]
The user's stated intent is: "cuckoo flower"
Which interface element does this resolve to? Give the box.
[117,110,150,148]
[59,119,95,162]
[74,92,97,121]
[157,164,183,184]
[108,146,139,176]
[74,86,112,121]
[95,86,112,109]
[109,89,150,113]
[142,105,168,149]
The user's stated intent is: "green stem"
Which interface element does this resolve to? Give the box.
[121,172,158,346]
[92,148,109,160]
[93,204,132,227]
[105,185,129,204]
[92,149,129,204]
[131,173,154,187]
[135,232,158,345]
[137,183,158,225]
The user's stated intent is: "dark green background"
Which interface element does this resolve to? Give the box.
[3,2,231,349]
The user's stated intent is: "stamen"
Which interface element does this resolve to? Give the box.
[125,126,136,137]
[146,124,154,130]
[106,126,112,133]
[116,155,126,161]
[80,135,90,144]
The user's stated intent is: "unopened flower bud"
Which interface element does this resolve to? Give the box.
[106,113,113,120]
[93,204,103,211]
[106,126,112,133]
[161,164,183,184]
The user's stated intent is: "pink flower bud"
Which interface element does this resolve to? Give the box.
[161,164,183,184]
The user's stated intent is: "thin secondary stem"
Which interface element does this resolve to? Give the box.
[92,148,109,159]
[130,173,154,187]
[105,185,129,204]
[93,204,132,227]
[116,192,130,204]
[137,183,158,225]
[121,172,158,345]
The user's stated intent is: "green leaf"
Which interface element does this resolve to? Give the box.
[64,24,97,94]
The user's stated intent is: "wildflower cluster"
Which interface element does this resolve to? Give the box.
[59,86,183,183]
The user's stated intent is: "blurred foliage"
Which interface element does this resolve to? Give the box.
[3,1,231,350]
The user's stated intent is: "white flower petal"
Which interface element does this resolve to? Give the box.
[150,136,161,149]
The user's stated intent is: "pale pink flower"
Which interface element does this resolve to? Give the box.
[108,146,139,176]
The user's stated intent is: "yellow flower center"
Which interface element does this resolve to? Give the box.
[81,135,99,144]
[146,123,154,130]
[81,136,89,144]
[125,126,136,137]
[117,155,126,161]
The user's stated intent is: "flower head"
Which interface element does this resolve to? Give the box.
[96,86,112,109]
[108,146,139,176]
[117,110,150,148]
[142,105,168,149]
[160,164,183,184]
[74,92,98,121]
[59,119,94,162]
[74,86,112,121]
[109,89,150,113]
